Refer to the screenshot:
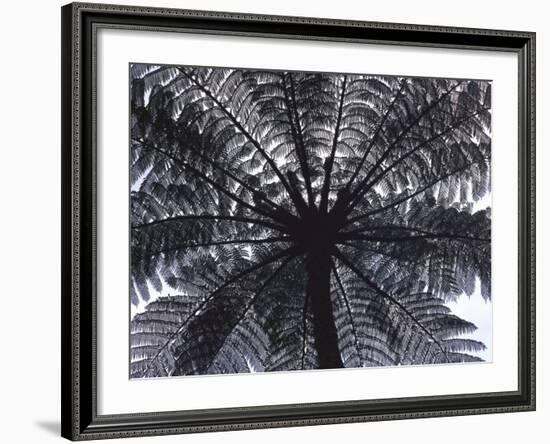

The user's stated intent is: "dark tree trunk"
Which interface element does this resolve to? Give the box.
[306,251,344,369]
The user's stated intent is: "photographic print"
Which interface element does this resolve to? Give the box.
[129,64,492,378]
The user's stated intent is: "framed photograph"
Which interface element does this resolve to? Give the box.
[61,2,536,440]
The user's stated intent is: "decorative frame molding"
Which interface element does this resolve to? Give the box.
[61,2,535,440]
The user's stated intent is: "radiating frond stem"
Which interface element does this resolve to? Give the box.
[422,343,434,365]
[132,138,296,222]
[320,75,347,215]
[133,140,288,224]
[133,140,218,210]
[205,254,296,372]
[342,105,490,218]
[133,236,292,264]
[343,79,407,192]
[132,214,285,233]
[344,159,485,226]
[331,260,362,366]
[334,81,464,217]
[332,247,449,362]
[141,246,299,375]
[176,67,309,218]
[282,73,314,206]
[337,230,490,243]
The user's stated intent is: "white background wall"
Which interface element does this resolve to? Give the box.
[0,0,546,442]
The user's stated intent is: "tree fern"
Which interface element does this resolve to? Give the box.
[129,64,491,377]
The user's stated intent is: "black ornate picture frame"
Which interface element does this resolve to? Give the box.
[61,2,535,440]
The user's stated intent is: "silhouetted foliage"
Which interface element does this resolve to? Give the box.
[129,65,491,377]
